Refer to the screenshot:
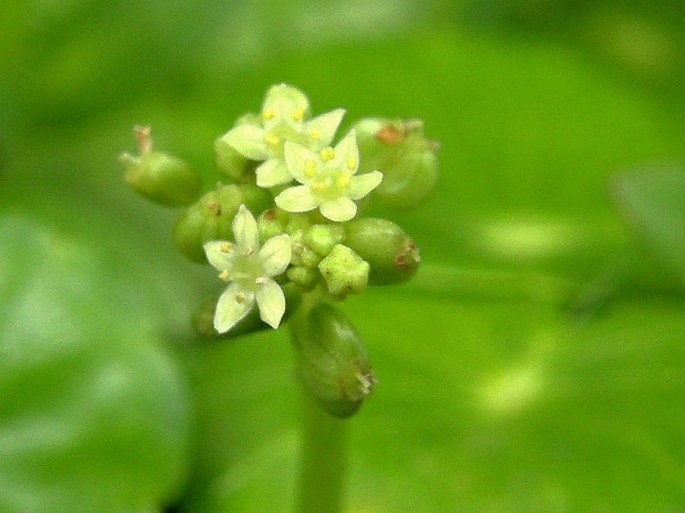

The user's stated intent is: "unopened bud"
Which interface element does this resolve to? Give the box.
[353,118,438,209]
[317,244,369,299]
[173,183,271,263]
[343,218,420,285]
[121,126,201,207]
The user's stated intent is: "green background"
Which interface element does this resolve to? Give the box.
[1,1,684,511]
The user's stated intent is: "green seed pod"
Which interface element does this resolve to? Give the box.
[292,303,376,418]
[343,218,420,286]
[353,118,438,210]
[173,183,271,263]
[317,244,369,300]
[121,126,201,207]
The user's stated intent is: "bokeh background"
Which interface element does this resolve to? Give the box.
[2,1,685,512]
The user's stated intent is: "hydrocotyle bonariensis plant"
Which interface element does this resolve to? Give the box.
[121,83,438,513]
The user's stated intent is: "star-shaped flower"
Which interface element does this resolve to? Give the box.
[217,84,345,188]
[203,205,292,333]
[275,130,383,222]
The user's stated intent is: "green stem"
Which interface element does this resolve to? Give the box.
[290,288,349,513]
[296,393,348,513]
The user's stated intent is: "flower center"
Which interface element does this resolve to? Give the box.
[231,253,266,291]
[310,169,352,201]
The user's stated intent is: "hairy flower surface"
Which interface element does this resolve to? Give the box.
[218,84,344,187]
[204,205,291,333]
[275,131,383,222]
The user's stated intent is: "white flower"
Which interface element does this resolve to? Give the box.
[203,205,291,333]
[217,84,345,188]
[275,130,383,222]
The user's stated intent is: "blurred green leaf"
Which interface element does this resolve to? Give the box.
[0,215,189,513]
[612,166,685,287]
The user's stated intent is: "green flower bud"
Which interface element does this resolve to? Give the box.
[343,218,420,286]
[353,118,438,209]
[286,266,319,291]
[121,126,201,207]
[292,303,376,418]
[173,183,271,263]
[317,244,369,299]
[304,224,345,258]
[257,207,288,242]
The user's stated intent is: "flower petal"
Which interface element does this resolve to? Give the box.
[329,130,358,171]
[275,185,319,213]
[232,205,260,251]
[255,279,286,329]
[203,240,236,272]
[284,141,317,183]
[214,283,255,333]
[348,170,383,200]
[256,159,293,188]
[259,234,291,276]
[320,197,357,222]
[263,84,310,125]
[305,108,345,147]
[221,125,269,160]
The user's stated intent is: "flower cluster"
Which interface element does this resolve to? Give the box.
[122,84,436,336]
[122,84,437,417]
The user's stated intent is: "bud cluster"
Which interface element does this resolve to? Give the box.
[121,84,438,417]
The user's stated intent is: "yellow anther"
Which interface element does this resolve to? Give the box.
[262,109,276,120]
[220,242,232,253]
[255,276,266,285]
[218,270,231,281]
[292,107,305,122]
[309,129,321,141]
[265,132,280,145]
[320,147,335,161]
[304,160,317,178]
[235,292,247,304]
[336,173,351,189]
[346,157,357,170]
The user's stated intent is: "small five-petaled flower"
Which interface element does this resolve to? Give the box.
[275,130,383,222]
[203,205,292,333]
[218,84,345,188]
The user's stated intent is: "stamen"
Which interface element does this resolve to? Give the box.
[235,292,247,303]
[255,276,267,285]
[220,242,232,253]
[262,109,276,120]
[309,129,321,140]
[265,132,280,145]
[304,160,317,177]
[346,157,357,170]
[320,147,335,161]
[218,270,230,281]
[336,173,351,189]
[292,107,305,122]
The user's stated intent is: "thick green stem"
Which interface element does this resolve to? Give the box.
[290,289,349,513]
[296,394,348,513]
